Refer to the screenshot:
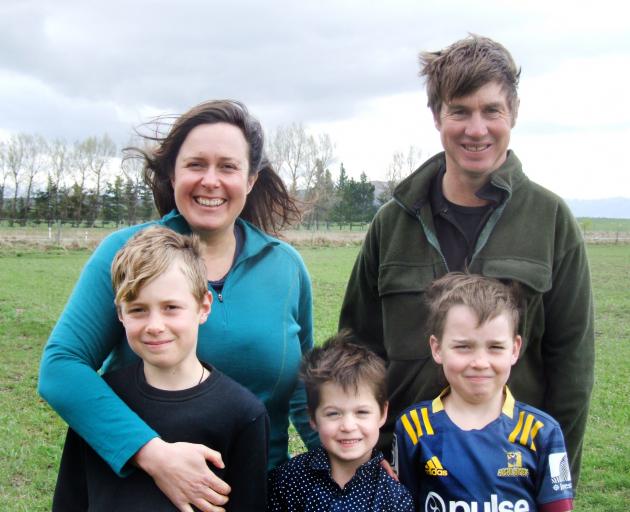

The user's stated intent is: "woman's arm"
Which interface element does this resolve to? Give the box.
[38,232,156,474]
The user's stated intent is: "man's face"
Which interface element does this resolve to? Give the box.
[435,81,516,181]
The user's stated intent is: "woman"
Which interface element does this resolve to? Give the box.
[39,100,319,511]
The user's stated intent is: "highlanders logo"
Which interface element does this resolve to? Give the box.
[497,450,529,477]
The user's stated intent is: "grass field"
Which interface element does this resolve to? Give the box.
[0,244,628,510]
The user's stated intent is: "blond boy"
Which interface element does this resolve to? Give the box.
[53,227,269,511]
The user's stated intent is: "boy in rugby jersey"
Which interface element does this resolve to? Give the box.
[394,273,574,512]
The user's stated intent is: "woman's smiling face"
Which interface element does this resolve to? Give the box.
[172,122,257,237]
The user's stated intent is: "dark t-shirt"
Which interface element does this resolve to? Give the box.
[53,362,269,511]
[430,168,503,271]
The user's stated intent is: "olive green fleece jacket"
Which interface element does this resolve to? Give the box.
[339,150,594,485]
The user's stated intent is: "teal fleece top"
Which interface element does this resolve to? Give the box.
[39,211,319,475]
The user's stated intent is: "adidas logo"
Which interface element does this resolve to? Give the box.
[425,456,448,477]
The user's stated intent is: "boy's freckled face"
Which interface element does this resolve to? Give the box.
[310,382,386,472]
[118,262,211,372]
[430,305,521,406]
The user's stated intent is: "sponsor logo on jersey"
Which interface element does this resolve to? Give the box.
[425,456,448,476]
[549,452,572,492]
[424,491,530,512]
[497,450,529,478]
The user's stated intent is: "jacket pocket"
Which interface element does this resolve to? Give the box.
[377,263,437,360]
[476,257,551,353]
[478,258,552,294]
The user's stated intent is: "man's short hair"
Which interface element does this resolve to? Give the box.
[425,273,520,340]
[111,226,208,307]
[301,330,387,414]
[419,34,521,119]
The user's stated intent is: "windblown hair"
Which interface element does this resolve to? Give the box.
[124,100,300,235]
[301,330,387,414]
[419,34,521,122]
[425,273,521,340]
[111,226,208,307]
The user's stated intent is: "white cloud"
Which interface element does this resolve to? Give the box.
[0,0,628,199]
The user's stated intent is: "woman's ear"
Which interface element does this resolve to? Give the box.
[246,172,258,194]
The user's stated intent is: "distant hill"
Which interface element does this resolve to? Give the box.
[371,182,630,218]
[565,197,630,219]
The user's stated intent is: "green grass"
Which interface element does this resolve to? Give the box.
[576,245,630,510]
[0,251,89,510]
[1,245,628,510]
[577,217,630,233]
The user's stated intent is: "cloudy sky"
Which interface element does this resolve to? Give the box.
[1,0,628,199]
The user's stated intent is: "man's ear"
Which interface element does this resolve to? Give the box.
[430,335,442,364]
[511,97,520,128]
[433,111,442,131]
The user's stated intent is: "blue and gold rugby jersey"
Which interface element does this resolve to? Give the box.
[393,387,574,512]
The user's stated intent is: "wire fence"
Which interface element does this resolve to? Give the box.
[0,219,629,249]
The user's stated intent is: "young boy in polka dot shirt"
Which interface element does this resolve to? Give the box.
[267,331,414,511]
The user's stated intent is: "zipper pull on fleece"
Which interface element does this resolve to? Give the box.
[217,292,223,303]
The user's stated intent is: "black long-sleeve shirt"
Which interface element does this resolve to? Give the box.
[53,361,269,511]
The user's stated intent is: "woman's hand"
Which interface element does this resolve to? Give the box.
[134,438,231,512]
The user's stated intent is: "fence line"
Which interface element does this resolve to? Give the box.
[1,219,629,248]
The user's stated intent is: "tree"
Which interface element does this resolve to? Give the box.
[70,139,91,225]
[378,150,405,206]
[269,123,308,195]
[302,133,334,197]
[102,175,126,226]
[303,159,336,229]
[21,134,48,222]
[0,140,7,217]
[70,134,116,226]
[378,145,424,205]
[121,136,151,225]
[85,134,116,224]
[330,165,375,226]
[352,172,376,222]
[268,124,335,199]
[6,134,26,224]
[47,139,71,227]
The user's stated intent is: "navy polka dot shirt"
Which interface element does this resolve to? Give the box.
[267,447,415,511]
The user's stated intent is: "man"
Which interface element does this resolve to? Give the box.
[339,35,593,485]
